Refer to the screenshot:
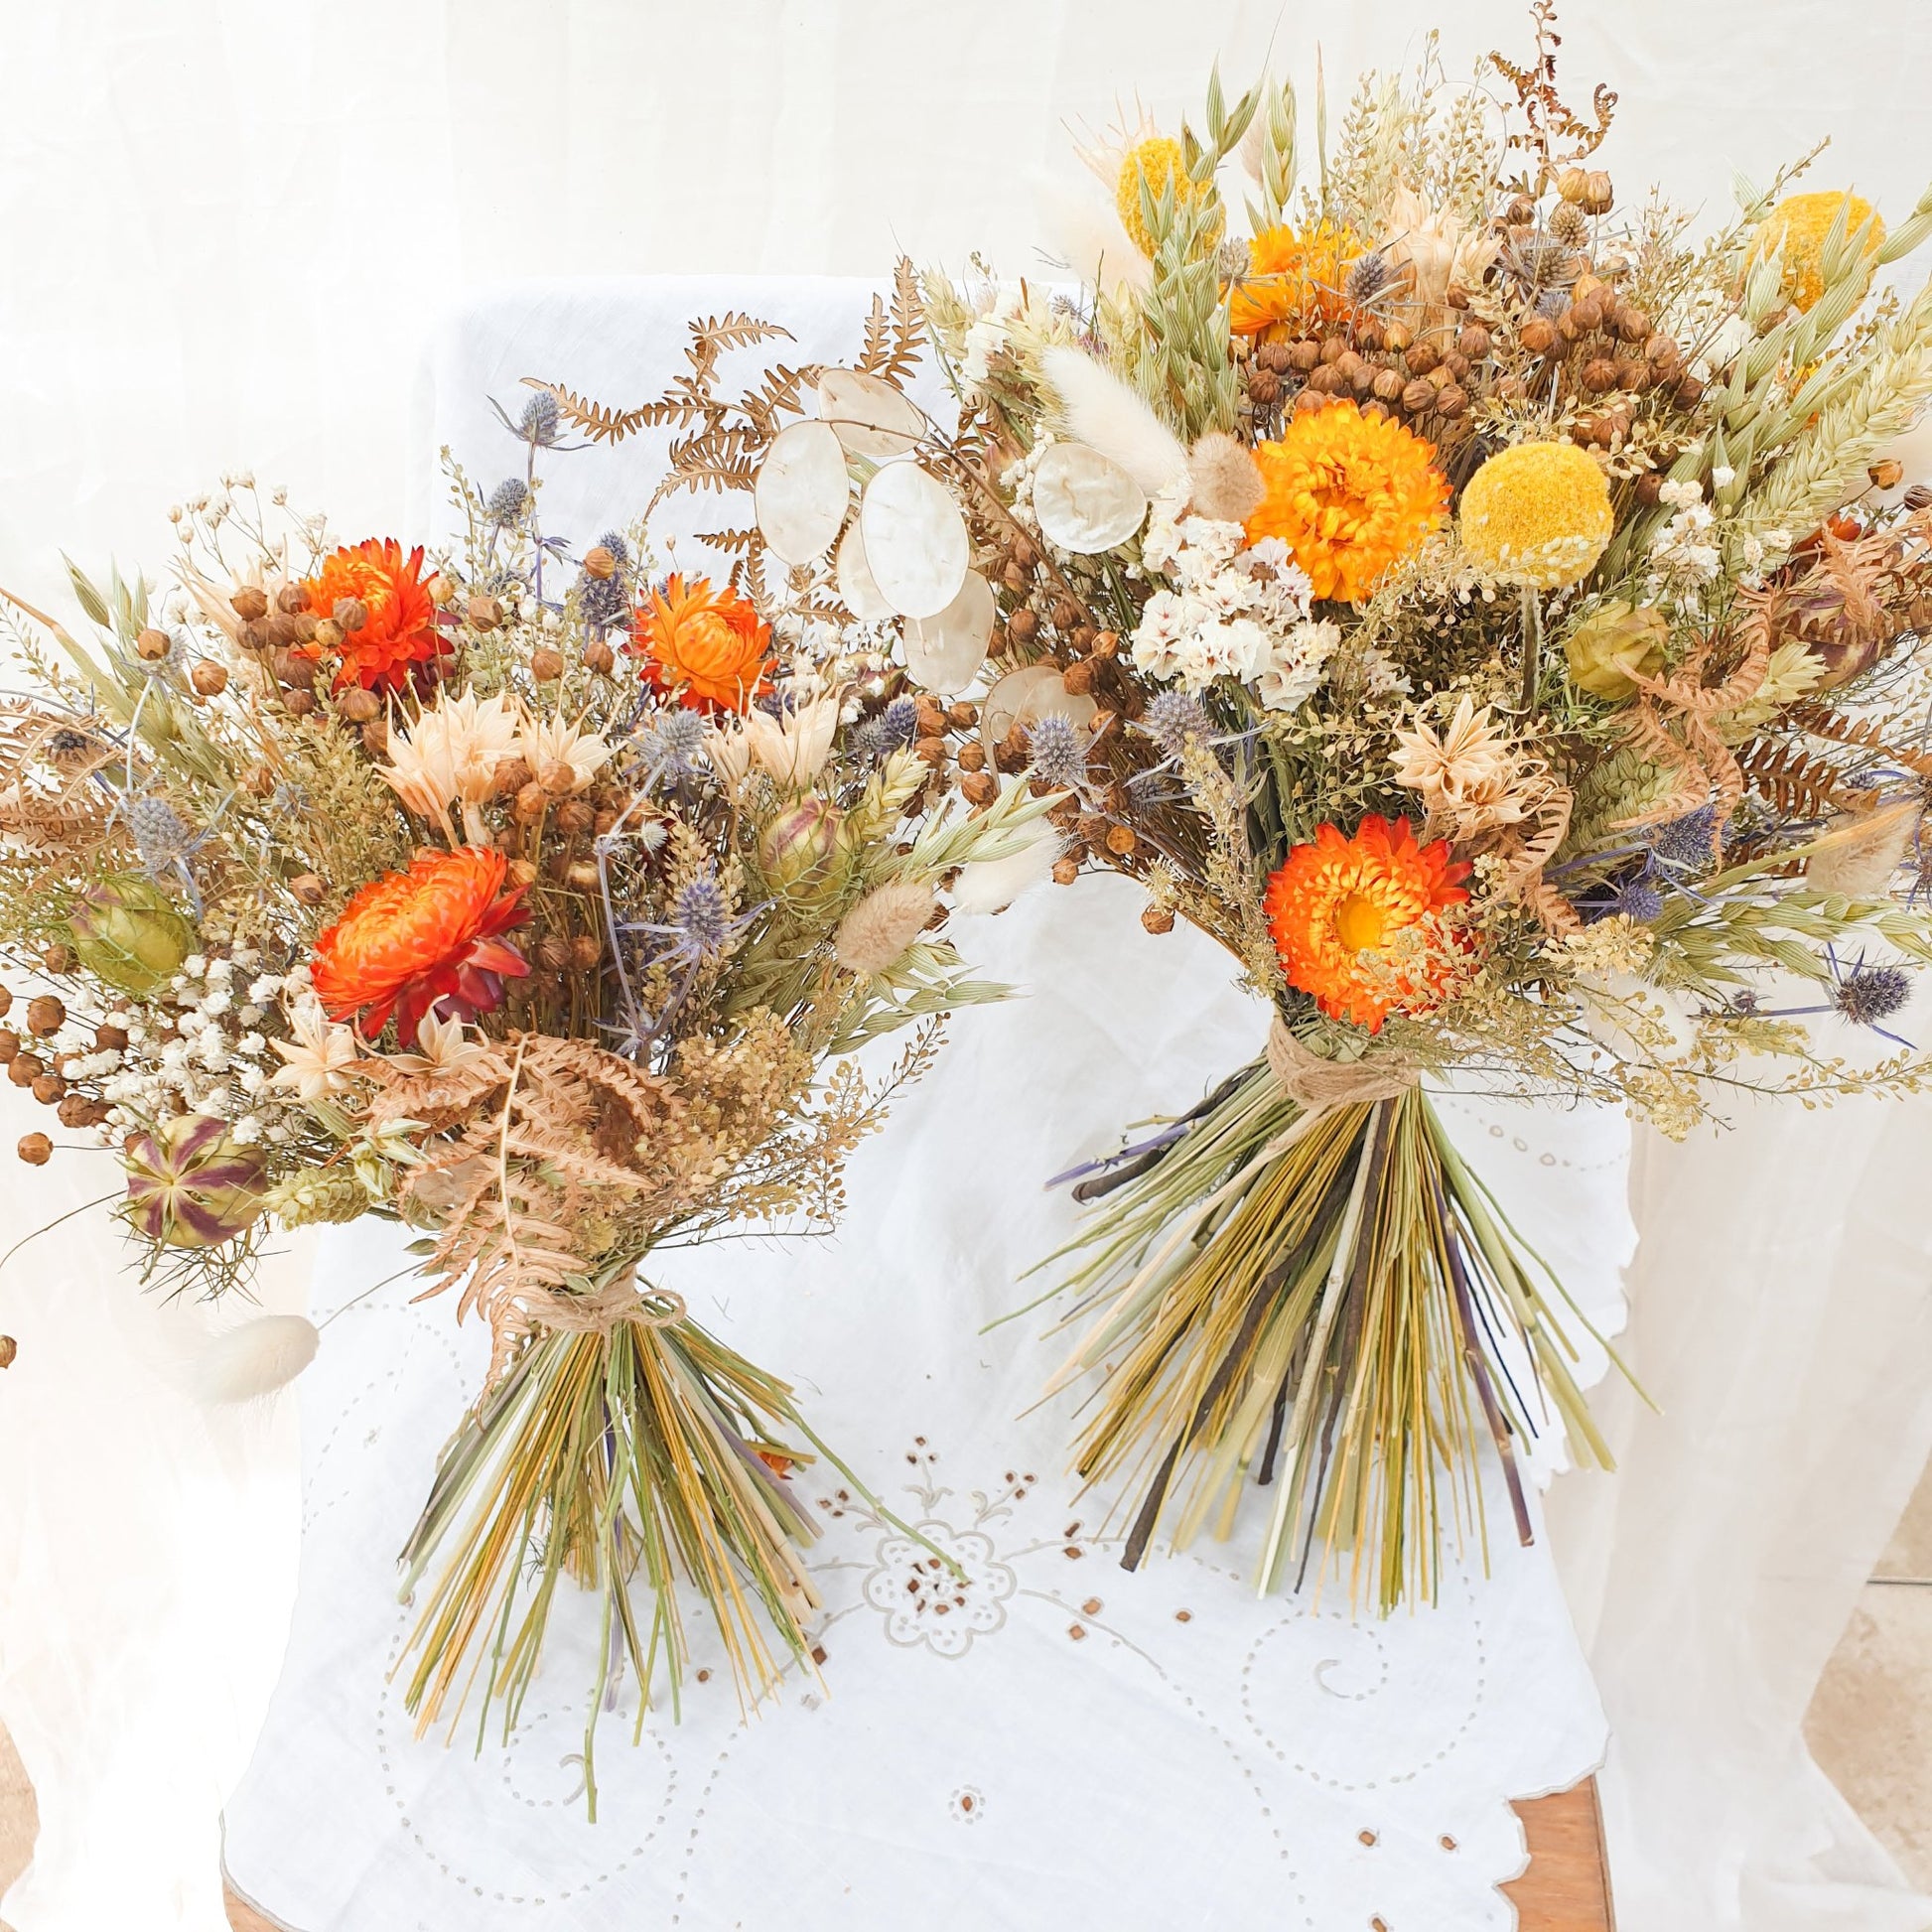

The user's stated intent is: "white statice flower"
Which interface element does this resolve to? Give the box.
[1255,620,1343,712]
[248,974,284,1004]
[1359,644,1415,697]
[1130,482,1320,698]
[961,289,1024,388]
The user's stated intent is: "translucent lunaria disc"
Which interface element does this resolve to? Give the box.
[860,460,969,620]
[835,522,897,622]
[1033,442,1149,554]
[818,367,925,461]
[980,665,1062,750]
[1017,675,1099,735]
[755,419,850,565]
[904,571,995,695]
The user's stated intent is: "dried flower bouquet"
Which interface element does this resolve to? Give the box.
[902,32,1932,1610]
[0,315,1053,1809]
[566,21,1932,1613]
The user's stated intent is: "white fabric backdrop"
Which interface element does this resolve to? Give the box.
[0,4,1929,1928]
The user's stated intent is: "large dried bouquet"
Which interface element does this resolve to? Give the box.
[0,324,1050,1807]
[611,24,1932,1614]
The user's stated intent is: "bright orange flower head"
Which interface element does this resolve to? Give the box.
[1229,220,1362,338]
[1246,401,1449,604]
[630,573,772,715]
[1264,815,1471,1033]
[312,846,529,1042]
[300,539,443,695]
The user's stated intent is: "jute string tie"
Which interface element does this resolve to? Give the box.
[1265,1015,1421,1113]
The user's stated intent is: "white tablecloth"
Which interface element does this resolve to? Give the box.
[221,279,1629,1929]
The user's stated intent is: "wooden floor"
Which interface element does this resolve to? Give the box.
[224,1778,1612,1928]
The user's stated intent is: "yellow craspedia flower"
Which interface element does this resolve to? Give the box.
[1246,400,1450,604]
[1115,136,1215,258]
[1459,442,1614,591]
[1751,191,1885,314]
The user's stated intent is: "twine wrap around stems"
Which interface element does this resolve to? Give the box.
[1265,1015,1422,1112]
[488,1267,687,1378]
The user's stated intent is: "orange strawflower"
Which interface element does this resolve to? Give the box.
[1229,220,1362,338]
[1264,815,1470,1033]
[313,846,529,1041]
[1246,401,1449,604]
[300,539,443,695]
[630,573,772,715]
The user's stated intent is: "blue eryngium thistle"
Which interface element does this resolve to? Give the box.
[1648,803,1723,870]
[125,794,199,866]
[579,573,630,629]
[853,696,919,762]
[1141,689,1213,758]
[1027,712,1089,789]
[1835,962,1912,1028]
[517,392,562,447]
[594,530,630,569]
[1610,878,1664,924]
[669,874,731,960]
[636,708,706,782]
[484,478,528,526]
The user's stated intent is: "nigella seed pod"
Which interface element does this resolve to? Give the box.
[759,798,843,889]
[68,876,196,998]
[122,1114,268,1250]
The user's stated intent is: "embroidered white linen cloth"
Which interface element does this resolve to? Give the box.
[221,278,1627,1930]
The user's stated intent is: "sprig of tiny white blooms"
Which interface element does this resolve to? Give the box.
[1131,483,1336,708]
[96,949,311,1147]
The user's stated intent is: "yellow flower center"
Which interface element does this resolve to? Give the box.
[1333,892,1388,954]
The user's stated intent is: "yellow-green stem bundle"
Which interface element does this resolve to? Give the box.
[396,1291,820,1818]
[1037,1067,1616,1611]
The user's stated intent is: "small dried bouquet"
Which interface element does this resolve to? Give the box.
[0,326,1050,1808]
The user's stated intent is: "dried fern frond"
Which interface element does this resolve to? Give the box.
[855,259,929,387]
[1734,740,1872,822]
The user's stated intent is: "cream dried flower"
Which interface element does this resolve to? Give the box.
[1383,186,1500,318]
[706,690,841,792]
[518,709,613,795]
[382,686,522,843]
[381,1010,496,1077]
[270,1002,361,1102]
[834,879,936,975]
[1391,696,1536,838]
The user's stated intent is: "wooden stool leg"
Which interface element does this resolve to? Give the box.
[1502,1776,1615,1930]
